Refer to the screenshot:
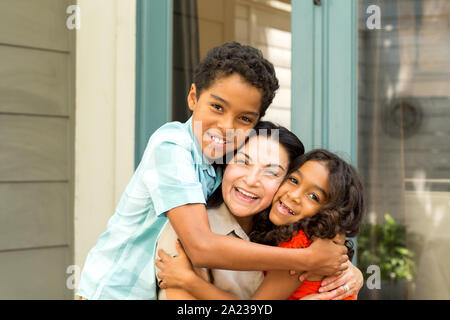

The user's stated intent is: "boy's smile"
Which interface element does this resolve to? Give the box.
[188,73,262,160]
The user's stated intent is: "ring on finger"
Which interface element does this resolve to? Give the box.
[342,284,350,293]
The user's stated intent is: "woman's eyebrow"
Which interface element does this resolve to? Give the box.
[237,151,251,160]
[265,163,285,171]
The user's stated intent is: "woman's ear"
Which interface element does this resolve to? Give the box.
[187,84,197,111]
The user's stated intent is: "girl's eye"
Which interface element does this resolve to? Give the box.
[308,193,319,203]
[211,104,223,111]
[288,177,298,184]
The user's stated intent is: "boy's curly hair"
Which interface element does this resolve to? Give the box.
[249,149,366,260]
[194,41,279,118]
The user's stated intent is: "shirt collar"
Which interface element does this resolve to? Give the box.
[185,116,220,179]
[207,203,249,241]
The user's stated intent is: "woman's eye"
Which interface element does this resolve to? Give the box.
[236,159,248,165]
[263,170,279,177]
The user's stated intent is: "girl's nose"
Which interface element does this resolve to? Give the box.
[287,188,302,204]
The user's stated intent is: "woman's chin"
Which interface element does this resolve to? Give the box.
[228,203,260,218]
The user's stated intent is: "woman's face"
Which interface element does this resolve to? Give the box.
[269,160,330,226]
[222,135,290,218]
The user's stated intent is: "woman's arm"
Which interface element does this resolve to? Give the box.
[168,203,348,276]
[156,242,301,300]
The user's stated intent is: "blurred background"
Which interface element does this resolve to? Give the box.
[0,0,448,299]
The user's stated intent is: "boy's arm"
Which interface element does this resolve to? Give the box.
[157,242,299,300]
[167,203,349,275]
[164,271,301,300]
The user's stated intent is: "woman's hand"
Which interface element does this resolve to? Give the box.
[317,260,363,300]
[156,240,198,289]
[299,291,337,300]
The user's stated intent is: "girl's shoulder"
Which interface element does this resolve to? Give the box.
[278,230,312,249]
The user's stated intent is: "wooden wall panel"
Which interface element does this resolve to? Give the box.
[0,0,72,51]
[0,247,71,300]
[0,46,69,116]
[0,182,69,251]
[0,115,69,181]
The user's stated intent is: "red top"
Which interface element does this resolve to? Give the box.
[276,230,356,300]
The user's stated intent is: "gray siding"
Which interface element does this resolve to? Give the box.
[0,0,75,299]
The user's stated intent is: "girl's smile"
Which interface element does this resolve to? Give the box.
[269,160,330,226]
[275,200,297,217]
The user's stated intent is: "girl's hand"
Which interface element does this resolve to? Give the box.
[318,260,363,300]
[156,240,198,289]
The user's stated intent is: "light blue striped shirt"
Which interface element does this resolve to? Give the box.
[77,117,222,299]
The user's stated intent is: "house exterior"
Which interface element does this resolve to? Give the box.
[0,0,448,299]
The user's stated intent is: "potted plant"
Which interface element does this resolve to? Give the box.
[357,214,420,299]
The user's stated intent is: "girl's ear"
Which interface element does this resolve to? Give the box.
[187,84,197,111]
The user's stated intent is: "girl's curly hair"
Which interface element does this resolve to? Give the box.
[249,149,366,260]
[194,41,279,118]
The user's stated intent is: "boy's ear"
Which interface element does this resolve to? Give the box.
[187,83,197,111]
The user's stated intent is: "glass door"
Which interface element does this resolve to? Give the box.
[357,0,450,299]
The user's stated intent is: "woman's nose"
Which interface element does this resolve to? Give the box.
[244,168,260,186]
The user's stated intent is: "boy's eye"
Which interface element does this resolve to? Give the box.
[239,116,253,124]
[211,104,223,111]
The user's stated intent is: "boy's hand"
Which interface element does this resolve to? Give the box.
[303,238,348,277]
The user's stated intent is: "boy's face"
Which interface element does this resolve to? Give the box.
[188,73,262,160]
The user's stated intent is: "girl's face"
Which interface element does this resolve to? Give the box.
[222,135,290,218]
[269,160,330,226]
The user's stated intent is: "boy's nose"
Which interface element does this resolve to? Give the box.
[217,116,234,132]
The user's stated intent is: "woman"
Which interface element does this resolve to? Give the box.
[155,122,363,300]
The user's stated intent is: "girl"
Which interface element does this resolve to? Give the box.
[156,144,364,299]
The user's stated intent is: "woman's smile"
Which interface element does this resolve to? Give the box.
[233,186,260,202]
[221,135,289,220]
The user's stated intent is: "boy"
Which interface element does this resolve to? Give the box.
[77,42,349,300]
